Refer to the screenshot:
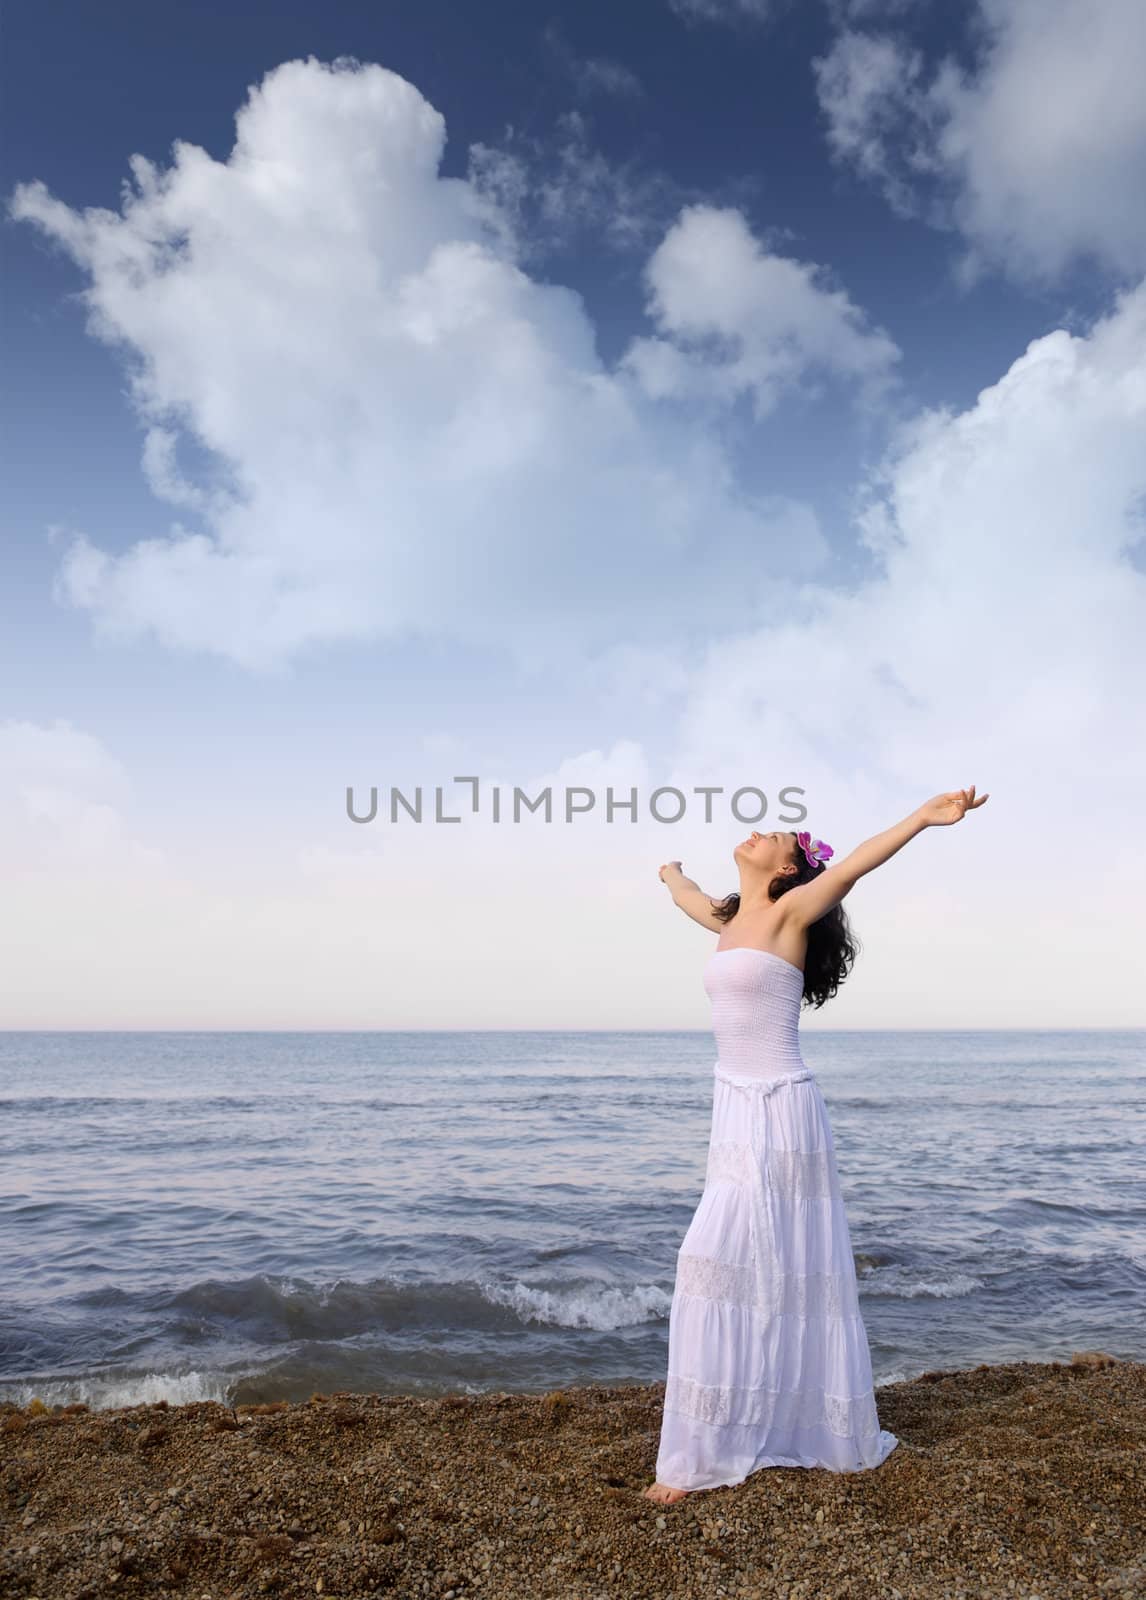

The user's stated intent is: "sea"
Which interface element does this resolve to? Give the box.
[1,1029,1142,1413]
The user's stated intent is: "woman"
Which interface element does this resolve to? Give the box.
[644,786,989,1504]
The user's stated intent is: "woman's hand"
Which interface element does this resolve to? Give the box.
[916,786,989,827]
[659,860,684,883]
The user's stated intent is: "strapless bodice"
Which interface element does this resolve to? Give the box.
[703,947,807,1078]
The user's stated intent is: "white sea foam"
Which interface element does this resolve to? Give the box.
[482,1278,672,1331]
[862,1265,984,1300]
[3,1367,233,1413]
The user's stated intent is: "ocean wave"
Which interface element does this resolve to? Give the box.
[859,1264,984,1300]
[161,1270,672,1336]
[479,1278,671,1331]
[0,1365,231,1413]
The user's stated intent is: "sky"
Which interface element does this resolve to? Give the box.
[2,0,1144,1030]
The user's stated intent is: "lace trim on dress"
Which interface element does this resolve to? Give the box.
[663,1371,882,1439]
[705,1140,835,1198]
[675,1251,861,1318]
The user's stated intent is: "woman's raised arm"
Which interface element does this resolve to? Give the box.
[783,786,989,929]
[658,860,727,933]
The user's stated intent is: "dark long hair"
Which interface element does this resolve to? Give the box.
[712,831,859,1010]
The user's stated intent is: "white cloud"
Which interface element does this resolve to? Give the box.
[139,426,216,513]
[573,57,644,99]
[541,25,644,99]
[668,0,777,23]
[0,727,704,1028]
[823,0,921,20]
[622,204,902,418]
[663,275,1146,1022]
[7,49,1143,1029]
[0,719,166,875]
[812,31,940,219]
[6,55,896,674]
[467,108,678,258]
[671,0,917,24]
[4,269,1143,1026]
[814,0,1146,285]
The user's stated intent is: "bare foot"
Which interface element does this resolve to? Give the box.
[643,1481,689,1504]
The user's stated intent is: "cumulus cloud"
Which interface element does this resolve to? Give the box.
[4,280,1143,1027]
[7,55,898,673]
[814,0,1146,285]
[621,203,902,418]
[7,49,1143,1027]
[660,275,1146,1021]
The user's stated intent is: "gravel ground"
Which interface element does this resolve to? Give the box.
[1,1351,1141,1600]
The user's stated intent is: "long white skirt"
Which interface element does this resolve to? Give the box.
[655,1064,899,1491]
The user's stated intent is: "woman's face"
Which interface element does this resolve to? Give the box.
[734,830,798,875]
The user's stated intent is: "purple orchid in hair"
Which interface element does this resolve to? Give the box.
[796,830,834,869]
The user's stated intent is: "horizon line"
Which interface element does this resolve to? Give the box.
[1,1026,1142,1036]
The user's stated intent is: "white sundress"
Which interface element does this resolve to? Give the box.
[654,946,899,1491]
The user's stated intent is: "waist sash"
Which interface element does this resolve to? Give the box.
[712,1063,816,1314]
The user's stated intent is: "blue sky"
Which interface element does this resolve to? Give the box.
[3,0,1144,1028]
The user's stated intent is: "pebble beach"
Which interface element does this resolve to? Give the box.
[2,1351,1141,1600]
